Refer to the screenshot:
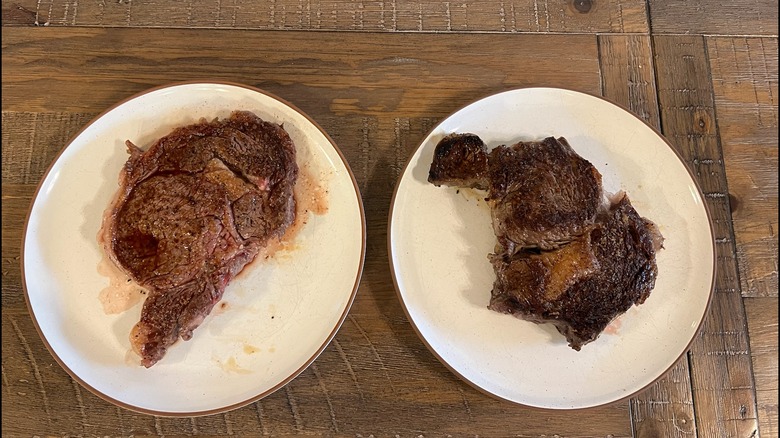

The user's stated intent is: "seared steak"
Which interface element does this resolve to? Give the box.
[428,133,490,190]
[428,133,662,350]
[488,195,661,349]
[487,137,603,253]
[430,136,602,252]
[103,111,298,367]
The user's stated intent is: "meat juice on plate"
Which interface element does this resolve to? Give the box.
[96,111,329,368]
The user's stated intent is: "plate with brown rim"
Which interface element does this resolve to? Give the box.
[388,87,714,410]
[22,82,366,416]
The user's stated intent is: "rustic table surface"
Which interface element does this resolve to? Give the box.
[2,1,777,437]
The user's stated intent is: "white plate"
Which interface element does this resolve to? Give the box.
[389,87,714,410]
[23,82,365,416]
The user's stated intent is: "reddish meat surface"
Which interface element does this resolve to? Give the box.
[103,111,298,367]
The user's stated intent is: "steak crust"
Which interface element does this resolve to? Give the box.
[430,135,603,252]
[488,137,602,252]
[428,133,490,190]
[104,111,298,367]
[489,195,661,349]
[428,133,663,350]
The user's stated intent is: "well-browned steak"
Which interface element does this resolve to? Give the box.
[428,133,662,350]
[429,135,602,252]
[104,111,298,367]
[489,195,662,349]
[428,133,490,190]
[488,137,602,252]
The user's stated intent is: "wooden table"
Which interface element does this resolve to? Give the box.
[2,1,777,436]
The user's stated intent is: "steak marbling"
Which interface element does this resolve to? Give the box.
[103,111,298,367]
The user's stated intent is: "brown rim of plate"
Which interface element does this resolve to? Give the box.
[20,80,367,417]
[386,86,717,412]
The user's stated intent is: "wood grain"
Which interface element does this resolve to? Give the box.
[2,0,650,33]
[598,35,660,132]
[653,35,759,438]
[2,184,37,306]
[648,0,778,36]
[745,297,779,438]
[1,28,642,436]
[707,37,779,299]
[1,112,95,185]
[706,37,778,438]
[598,34,699,438]
[2,27,600,115]
[2,4,778,436]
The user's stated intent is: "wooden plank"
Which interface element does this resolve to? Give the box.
[744,297,779,438]
[598,34,698,438]
[0,26,617,435]
[599,35,660,131]
[3,110,635,434]
[653,35,759,438]
[630,361,698,437]
[1,312,89,435]
[1,112,95,184]
[648,0,778,36]
[1,184,36,308]
[1,0,650,33]
[1,309,634,436]
[707,37,778,299]
[2,27,601,116]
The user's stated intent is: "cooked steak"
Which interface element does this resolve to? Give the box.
[430,135,602,252]
[489,195,662,349]
[428,133,490,190]
[428,133,662,350]
[103,111,297,367]
[488,137,603,252]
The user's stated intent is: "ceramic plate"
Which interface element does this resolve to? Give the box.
[389,87,714,410]
[23,82,365,416]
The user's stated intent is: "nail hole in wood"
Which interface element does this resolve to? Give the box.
[573,0,593,13]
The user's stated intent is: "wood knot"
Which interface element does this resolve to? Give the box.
[728,193,740,213]
[636,421,659,437]
[573,0,593,13]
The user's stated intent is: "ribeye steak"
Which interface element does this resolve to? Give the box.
[103,111,298,367]
[428,133,663,350]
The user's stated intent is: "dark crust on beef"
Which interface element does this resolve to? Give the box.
[489,194,662,350]
[105,111,298,367]
[428,133,490,190]
[427,133,663,351]
[428,135,603,252]
[488,137,602,252]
